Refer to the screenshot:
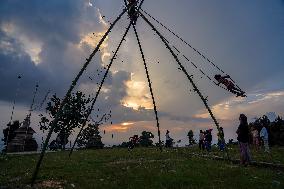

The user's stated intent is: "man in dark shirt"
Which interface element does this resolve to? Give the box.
[236,114,251,165]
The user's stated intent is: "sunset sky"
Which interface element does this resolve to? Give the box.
[0,0,284,148]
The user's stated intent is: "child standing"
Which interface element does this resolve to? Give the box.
[260,125,270,153]
[251,127,260,151]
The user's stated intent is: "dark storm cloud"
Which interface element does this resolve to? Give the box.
[0,0,83,43]
[0,0,165,126]
[0,0,110,105]
[0,30,46,105]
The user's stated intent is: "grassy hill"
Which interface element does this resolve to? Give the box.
[0,146,283,188]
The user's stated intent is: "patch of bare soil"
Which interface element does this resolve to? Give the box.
[35,180,65,189]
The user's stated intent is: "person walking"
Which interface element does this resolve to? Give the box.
[236,114,251,166]
[165,130,173,148]
[205,129,212,152]
[217,127,225,151]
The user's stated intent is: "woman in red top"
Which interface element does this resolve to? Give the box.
[214,74,246,97]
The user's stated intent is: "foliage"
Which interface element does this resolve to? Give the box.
[76,113,111,149]
[117,131,155,148]
[139,131,154,147]
[187,130,195,145]
[39,91,92,150]
[119,141,130,148]
[249,115,284,146]
[269,116,284,146]
[77,123,104,149]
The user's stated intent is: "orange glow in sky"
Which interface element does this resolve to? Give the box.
[122,80,153,110]
[104,122,135,132]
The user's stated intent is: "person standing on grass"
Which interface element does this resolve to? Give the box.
[217,127,225,151]
[251,126,260,151]
[199,130,205,150]
[236,114,251,165]
[165,130,173,148]
[205,129,212,152]
[260,124,270,153]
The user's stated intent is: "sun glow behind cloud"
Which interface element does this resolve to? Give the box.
[103,122,135,132]
[122,78,153,110]
[121,122,134,126]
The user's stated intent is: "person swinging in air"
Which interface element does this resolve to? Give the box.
[127,0,138,23]
[214,74,246,97]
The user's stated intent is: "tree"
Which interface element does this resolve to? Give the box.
[269,116,284,146]
[39,91,91,150]
[76,113,111,149]
[77,123,104,149]
[139,131,154,147]
[187,130,195,145]
[119,142,129,148]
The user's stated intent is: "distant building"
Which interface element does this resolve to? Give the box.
[7,115,38,152]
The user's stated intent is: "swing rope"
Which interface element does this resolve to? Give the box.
[167,39,235,94]
[69,22,133,157]
[31,7,128,186]
[140,9,224,73]
[5,75,22,150]
[23,83,39,152]
[133,25,162,150]
[124,0,162,149]
[36,89,51,111]
[140,8,243,92]
[69,0,145,157]
[141,9,241,95]
[139,11,230,159]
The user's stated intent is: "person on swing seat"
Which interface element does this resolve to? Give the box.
[214,74,246,97]
[127,0,138,23]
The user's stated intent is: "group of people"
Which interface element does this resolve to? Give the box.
[237,114,270,166]
[198,128,226,152]
[251,125,270,152]
[129,112,270,168]
[198,129,213,151]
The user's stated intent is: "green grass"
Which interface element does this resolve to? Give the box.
[201,145,284,164]
[0,147,283,189]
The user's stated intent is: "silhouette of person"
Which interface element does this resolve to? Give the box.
[214,74,246,97]
[236,114,251,165]
[127,0,138,23]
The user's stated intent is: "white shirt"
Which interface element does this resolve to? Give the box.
[260,127,268,140]
[166,133,171,141]
[252,130,259,138]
